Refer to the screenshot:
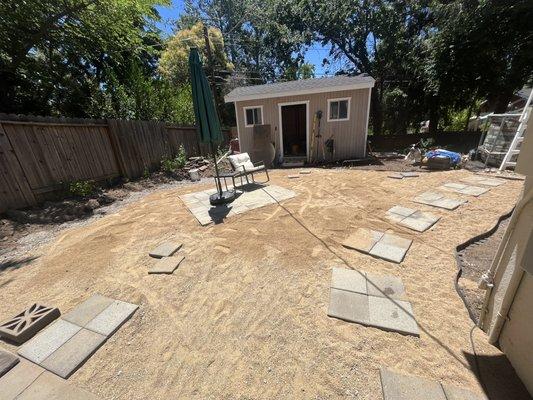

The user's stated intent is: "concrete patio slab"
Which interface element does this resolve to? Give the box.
[327,288,370,324]
[62,294,114,327]
[148,255,185,274]
[413,191,466,210]
[342,228,384,253]
[416,191,444,202]
[380,368,446,400]
[388,206,416,217]
[149,242,182,258]
[388,173,404,179]
[14,370,99,400]
[366,273,407,300]
[331,268,367,294]
[0,304,60,344]
[368,297,419,336]
[442,384,489,400]
[0,350,19,378]
[85,300,138,337]
[369,242,409,263]
[399,210,440,232]
[40,328,106,378]
[432,197,466,210]
[461,176,505,187]
[179,184,296,226]
[0,359,44,400]
[440,182,489,197]
[18,320,81,364]
[460,186,489,196]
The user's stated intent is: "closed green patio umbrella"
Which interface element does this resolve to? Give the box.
[189,47,235,205]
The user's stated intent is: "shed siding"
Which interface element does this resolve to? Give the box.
[235,88,370,161]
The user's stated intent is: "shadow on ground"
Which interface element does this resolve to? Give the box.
[0,256,39,273]
[463,351,532,400]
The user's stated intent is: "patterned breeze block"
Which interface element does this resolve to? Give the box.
[0,304,60,344]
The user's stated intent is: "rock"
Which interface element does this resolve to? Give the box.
[189,169,200,181]
[84,199,100,211]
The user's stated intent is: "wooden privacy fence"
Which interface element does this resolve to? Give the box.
[0,114,228,213]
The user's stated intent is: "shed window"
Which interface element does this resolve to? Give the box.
[244,106,263,126]
[328,98,350,121]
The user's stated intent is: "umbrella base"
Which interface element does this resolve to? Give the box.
[209,190,236,206]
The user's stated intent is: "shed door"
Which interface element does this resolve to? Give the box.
[281,104,307,157]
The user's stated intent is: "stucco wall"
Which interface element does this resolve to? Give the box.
[233,88,371,162]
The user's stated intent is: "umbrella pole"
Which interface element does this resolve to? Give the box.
[210,141,223,196]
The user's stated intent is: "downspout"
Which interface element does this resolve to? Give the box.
[478,187,532,343]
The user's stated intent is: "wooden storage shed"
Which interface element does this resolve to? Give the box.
[224,75,375,165]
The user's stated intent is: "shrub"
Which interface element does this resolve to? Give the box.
[161,145,187,172]
[69,180,96,197]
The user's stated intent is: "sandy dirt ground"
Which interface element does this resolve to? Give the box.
[0,168,529,400]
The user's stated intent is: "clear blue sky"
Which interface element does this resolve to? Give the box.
[155,0,333,76]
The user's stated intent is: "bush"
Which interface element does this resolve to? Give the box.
[161,145,187,172]
[69,180,96,197]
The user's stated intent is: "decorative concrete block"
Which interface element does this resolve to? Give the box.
[149,242,182,258]
[18,320,81,364]
[0,359,44,400]
[380,368,446,400]
[0,350,19,378]
[148,255,185,274]
[368,297,419,336]
[342,228,384,253]
[366,273,407,300]
[0,304,60,344]
[84,300,138,337]
[331,268,367,294]
[40,329,106,378]
[62,294,114,327]
[327,288,370,324]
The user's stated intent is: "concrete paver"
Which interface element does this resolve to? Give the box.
[0,350,19,378]
[15,370,99,400]
[40,329,106,378]
[342,228,384,253]
[442,384,489,400]
[380,368,446,400]
[18,320,81,364]
[366,273,407,300]
[327,288,370,324]
[84,300,138,337]
[461,176,505,187]
[0,359,44,400]
[62,294,114,327]
[369,242,409,263]
[149,242,182,258]
[331,268,367,294]
[148,255,185,274]
[0,304,60,344]
[368,297,419,336]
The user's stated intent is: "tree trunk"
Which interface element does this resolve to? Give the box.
[370,86,383,135]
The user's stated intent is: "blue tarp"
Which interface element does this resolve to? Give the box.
[425,149,461,166]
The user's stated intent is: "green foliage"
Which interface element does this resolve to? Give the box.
[69,180,96,197]
[161,145,187,172]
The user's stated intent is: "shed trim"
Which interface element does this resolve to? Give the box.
[243,105,264,127]
[326,97,351,122]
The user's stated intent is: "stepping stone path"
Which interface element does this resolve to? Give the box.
[439,182,489,197]
[180,185,296,226]
[380,368,488,400]
[328,268,419,336]
[0,359,99,400]
[413,191,467,210]
[388,172,420,179]
[0,349,19,377]
[342,228,412,263]
[386,206,440,232]
[18,294,137,378]
[0,304,60,344]
[149,242,182,258]
[148,255,185,274]
[461,176,505,187]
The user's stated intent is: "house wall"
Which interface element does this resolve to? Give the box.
[480,117,533,396]
[234,88,370,162]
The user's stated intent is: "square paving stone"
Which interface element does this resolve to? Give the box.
[62,294,114,327]
[149,242,182,258]
[369,297,419,336]
[401,172,419,177]
[342,228,384,253]
[299,170,311,174]
[40,328,106,378]
[0,350,19,378]
[327,288,370,324]
[388,173,404,179]
[380,368,446,400]
[442,384,489,400]
[148,255,185,274]
[18,320,81,364]
[461,176,505,187]
[369,242,409,263]
[388,206,416,218]
[460,186,489,196]
[331,268,367,294]
[416,191,444,202]
[0,359,44,400]
[0,304,60,344]
[432,198,466,210]
[287,174,300,179]
[14,370,99,400]
[443,182,468,190]
[399,211,439,232]
[84,300,138,337]
[366,273,407,300]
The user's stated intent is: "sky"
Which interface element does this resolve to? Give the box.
[154,0,334,76]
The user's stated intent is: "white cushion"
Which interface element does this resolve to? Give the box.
[228,153,254,171]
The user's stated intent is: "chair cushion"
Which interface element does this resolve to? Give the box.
[228,153,255,172]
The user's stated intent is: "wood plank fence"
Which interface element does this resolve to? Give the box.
[0,114,228,213]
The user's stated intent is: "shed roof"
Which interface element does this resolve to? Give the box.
[224,75,375,103]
